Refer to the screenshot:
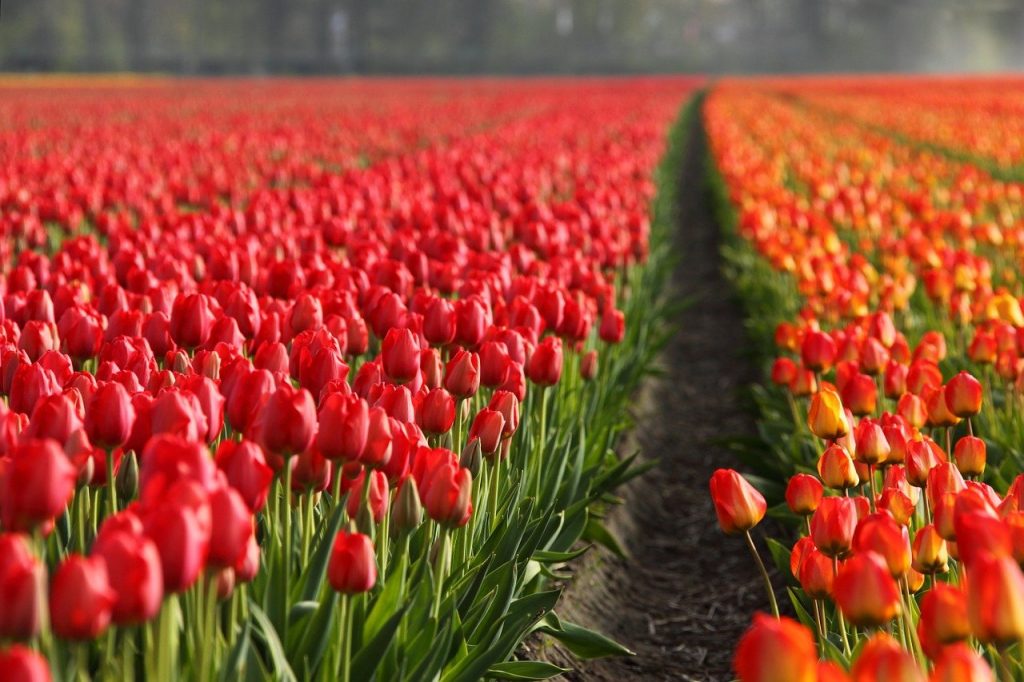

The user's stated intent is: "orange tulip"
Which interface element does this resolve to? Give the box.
[944,371,983,418]
[811,496,858,558]
[929,644,994,682]
[854,419,890,465]
[733,614,817,682]
[953,436,986,478]
[833,551,901,627]
[850,633,923,682]
[912,524,949,574]
[818,444,860,490]
[808,388,849,440]
[709,469,766,535]
[785,474,823,516]
[853,512,911,578]
[917,583,969,659]
[967,554,1024,646]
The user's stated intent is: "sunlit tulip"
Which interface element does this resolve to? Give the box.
[917,583,969,659]
[785,473,823,516]
[850,633,922,681]
[807,388,848,440]
[929,644,994,682]
[0,646,51,682]
[0,534,42,640]
[733,614,816,682]
[709,469,767,535]
[968,554,1024,645]
[810,496,858,557]
[328,531,377,595]
[817,443,859,490]
[50,555,116,640]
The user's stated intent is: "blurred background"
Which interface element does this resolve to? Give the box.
[1,0,1023,75]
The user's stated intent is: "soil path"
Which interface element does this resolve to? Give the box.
[545,100,783,680]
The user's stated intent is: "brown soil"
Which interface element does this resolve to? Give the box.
[540,102,785,680]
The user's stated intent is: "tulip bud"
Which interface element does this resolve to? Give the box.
[0,533,43,640]
[810,496,857,557]
[849,633,922,681]
[50,555,116,640]
[392,477,423,533]
[944,371,983,418]
[444,350,480,399]
[328,531,376,595]
[708,469,767,535]
[468,408,505,458]
[954,435,986,478]
[459,438,482,478]
[968,554,1024,646]
[785,474,823,516]
[733,614,817,682]
[807,388,849,440]
[0,646,51,682]
[817,443,859,490]
[489,390,520,439]
[116,450,139,501]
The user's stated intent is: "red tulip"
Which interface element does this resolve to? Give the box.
[169,293,216,349]
[416,387,455,436]
[579,349,599,380]
[917,583,969,659]
[967,554,1024,645]
[84,381,136,449]
[785,473,823,516]
[444,350,480,400]
[850,633,922,681]
[944,371,983,418]
[206,485,254,569]
[0,533,42,640]
[92,529,163,625]
[0,439,76,532]
[328,531,376,594]
[316,393,370,462]
[599,309,625,344]
[526,336,563,387]
[0,646,51,682]
[381,328,420,384]
[345,469,389,524]
[929,644,994,682]
[362,406,394,469]
[50,554,116,640]
[810,496,858,557]
[250,384,316,457]
[417,448,473,527]
[800,330,836,373]
[953,435,986,478]
[143,481,211,593]
[468,408,505,456]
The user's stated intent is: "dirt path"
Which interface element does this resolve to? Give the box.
[545,101,783,681]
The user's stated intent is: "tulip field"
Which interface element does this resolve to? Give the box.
[0,77,696,681]
[708,78,1024,681]
[7,72,1024,682]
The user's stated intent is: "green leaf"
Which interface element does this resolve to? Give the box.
[248,602,298,682]
[582,518,626,559]
[218,623,251,682]
[532,547,590,563]
[350,607,407,681]
[766,537,793,579]
[363,553,406,642]
[299,502,347,601]
[486,661,570,680]
[538,616,634,660]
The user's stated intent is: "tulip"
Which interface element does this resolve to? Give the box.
[392,476,423,532]
[0,439,76,532]
[468,408,505,456]
[599,309,625,344]
[945,371,983,418]
[854,512,911,577]
[917,583,969,659]
[362,407,394,470]
[810,496,857,557]
[850,633,923,681]
[0,534,42,640]
[421,458,473,528]
[854,419,890,465]
[954,435,986,478]
[444,350,480,400]
[214,440,273,513]
[968,554,1024,645]
[415,387,454,435]
[770,357,797,386]
[50,554,116,640]
[912,524,949,574]
[92,529,163,625]
[841,373,876,417]
[801,330,836,373]
[789,366,817,397]
[143,482,211,593]
[328,531,377,594]
[906,438,943,488]
[381,328,420,383]
[84,381,136,450]
[817,443,859,490]
[807,388,849,440]
[579,349,599,381]
[733,614,816,682]
[797,547,834,599]
[833,551,901,627]
[929,644,994,682]
[0,646,51,682]
[207,485,254,569]
[345,469,389,525]
[317,392,370,462]
[878,488,916,526]
[526,336,563,386]
[816,661,849,682]
[709,469,767,535]
[785,473,823,516]
[169,293,216,349]
[250,384,316,457]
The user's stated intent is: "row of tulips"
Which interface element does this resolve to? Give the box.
[705,80,1024,680]
[0,78,698,681]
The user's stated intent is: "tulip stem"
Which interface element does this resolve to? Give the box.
[107,448,118,517]
[867,464,877,512]
[744,531,779,618]
[282,458,293,639]
[998,646,1013,682]
[833,558,852,656]
[339,595,351,682]
[432,527,452,620]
